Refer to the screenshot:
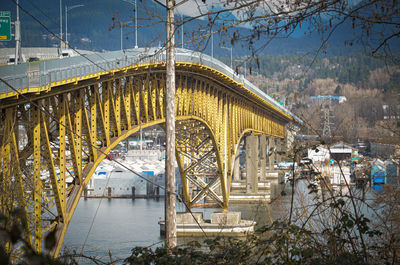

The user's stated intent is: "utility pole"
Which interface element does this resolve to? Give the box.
[181,13,183,48]
[211,33,213,58]
[222,46,232,69]
[134,0,138,48]
[121,0,138,48]
[165,0,177,250]
[60,0,63,48]
[14,0,21,65]
[65,5,84,47]
[120,21,133,50]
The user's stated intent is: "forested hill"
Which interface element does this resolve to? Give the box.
[2,0,399,141]
[238,53,399,141]
[2,0,399,95]
[0,0,373,57]
[255,54,399,93]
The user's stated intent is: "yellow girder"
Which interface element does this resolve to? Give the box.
[0,61,290,259]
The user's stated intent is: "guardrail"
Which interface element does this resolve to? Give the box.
[0,47,301,123]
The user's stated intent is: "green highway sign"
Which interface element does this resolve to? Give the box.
[0,11,11,41]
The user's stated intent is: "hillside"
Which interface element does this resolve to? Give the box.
[1,0,367,56]
[2,0,399,142]
[241,53,400,141]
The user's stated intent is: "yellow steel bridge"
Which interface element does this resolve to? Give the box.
[0,48,295,258]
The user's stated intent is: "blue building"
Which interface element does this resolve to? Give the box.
[370,159,399,191]
[385,160,399,184]
[371,164,386,184]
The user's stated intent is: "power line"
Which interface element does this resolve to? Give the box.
[24,0,59,28]
[5,0,210,251]
[77,171,113,263]
[11,0,108,70]
[1,74,209,249]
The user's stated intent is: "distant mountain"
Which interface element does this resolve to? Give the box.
[1,0,392,58]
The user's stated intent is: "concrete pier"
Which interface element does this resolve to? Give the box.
[275,138,280,165]
[259,135,267,182]
[246,135,259,193]
[265,171,283,200]
[228,135,287,204]
[268,137,275,170]
[233,152,240,181]
[159,212,255,236]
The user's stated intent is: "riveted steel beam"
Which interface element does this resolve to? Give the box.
[0,62,290,258]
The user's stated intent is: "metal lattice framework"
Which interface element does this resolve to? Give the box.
[0,59,291,258]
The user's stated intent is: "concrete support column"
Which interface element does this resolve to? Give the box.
[233,153,240,181]
[276,138,281,164]
[282,138,287,160]
[266,172,280,200]
[259,135,267,181]
[268,137,275,170]
[246,135,259,193]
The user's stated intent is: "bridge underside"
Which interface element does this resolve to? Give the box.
[0,61,290,258]
[176,119,224,208]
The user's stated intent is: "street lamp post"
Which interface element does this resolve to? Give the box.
[222,46,233,69]
[60,0,63,48]
[181,13,183,48]
[65,4,84,47]
[122,0,138,48]
[200,29,214,58]
[211,33,213,58]
[134,0,138,48]
[14,0,21,64]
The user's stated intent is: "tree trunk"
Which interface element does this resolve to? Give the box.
[165,0,177,250]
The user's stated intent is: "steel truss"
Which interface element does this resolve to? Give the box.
[0,62,290,258]
[176,119,223,208]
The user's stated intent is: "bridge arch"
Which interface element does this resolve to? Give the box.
[0,49,293,257]
[80,115,226,210]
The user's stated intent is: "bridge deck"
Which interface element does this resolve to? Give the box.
[0,47,302,257]
[0,48,298,122]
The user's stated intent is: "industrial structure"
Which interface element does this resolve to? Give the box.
[0,48,298,258]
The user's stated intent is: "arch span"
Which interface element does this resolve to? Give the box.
[51,115,224,257]
[0,56,292,257]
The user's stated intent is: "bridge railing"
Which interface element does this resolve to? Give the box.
[0,48,300,123]
[0,63,29,94]
[174,49,300,123]
[37,49,168,89]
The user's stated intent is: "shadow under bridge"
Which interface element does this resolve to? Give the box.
[0,48,295,258]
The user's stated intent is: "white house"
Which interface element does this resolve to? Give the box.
[308,146,330,162]
[331,166,351,185]
[330,142,353,161]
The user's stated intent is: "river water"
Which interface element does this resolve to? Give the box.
[62,181,294,264]
[62,198,165,262]
[63,179,371,263]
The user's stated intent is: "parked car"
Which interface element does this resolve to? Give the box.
[300,157,312,166]
[7,54,26,64]
[59,49,75,58]
[28,57,40,62]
